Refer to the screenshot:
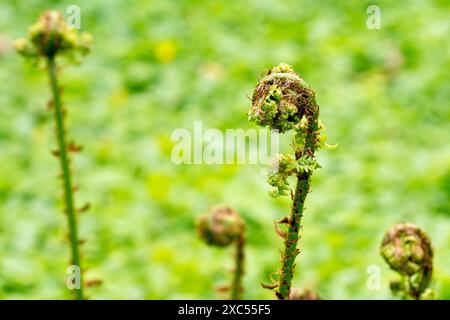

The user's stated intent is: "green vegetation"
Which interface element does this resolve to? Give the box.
[0,0,449,299]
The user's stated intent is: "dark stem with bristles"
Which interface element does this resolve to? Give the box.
[47,56,83,300]
[276,172,310,299]
[249,64,324,300]
[276,90,319,300]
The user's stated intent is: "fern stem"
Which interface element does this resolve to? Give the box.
[276,173,310,299]
[231,234,245,300]
[47,56,83,300]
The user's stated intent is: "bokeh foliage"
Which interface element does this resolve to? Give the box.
[0,0,449,299]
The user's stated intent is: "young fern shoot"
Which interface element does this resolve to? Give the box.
[197,205,246,300]
[15,11,92,300]
[380,223,435,300]
[249,63,332,300]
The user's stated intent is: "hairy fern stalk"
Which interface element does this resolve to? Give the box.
[48,56,84,299]
[15,11,92,299]
[249,63,332,299]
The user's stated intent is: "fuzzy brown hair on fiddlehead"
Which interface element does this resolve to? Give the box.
[15,10,93,300]
[197,205,246,300]
[380,223,435,300]
[249,63,314,134]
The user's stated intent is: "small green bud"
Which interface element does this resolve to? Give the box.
[297,155,320,173]
[15,10,92,59]
[29,11,76,57]
[271,63,295,74]
[266,154,298,196]
[197,205,245,247]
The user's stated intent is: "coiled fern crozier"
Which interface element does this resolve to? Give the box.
[249,63,332,300]
[197,205,246,300]
[380,223,435,300]
[15,11,92,300]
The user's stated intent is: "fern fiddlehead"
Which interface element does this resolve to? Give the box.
[381,223,435,300]
[197,205,246,300]
[15,11,92,299]
[249,63,330,299]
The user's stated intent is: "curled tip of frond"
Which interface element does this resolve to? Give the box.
[196,205,245,247]
[289,287,321,300]
[266,154,297,197]
[270,63,295,74]
[380,223,433,278]
[15,10,92,60]
[248,63,315,133]
[266,153,320,197]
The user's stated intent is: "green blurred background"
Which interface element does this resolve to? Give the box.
[0,0,449,299]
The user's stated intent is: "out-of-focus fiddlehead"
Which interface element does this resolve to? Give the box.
[197,205,246,300]
[381,223,435,300]
[15,10,93,300]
